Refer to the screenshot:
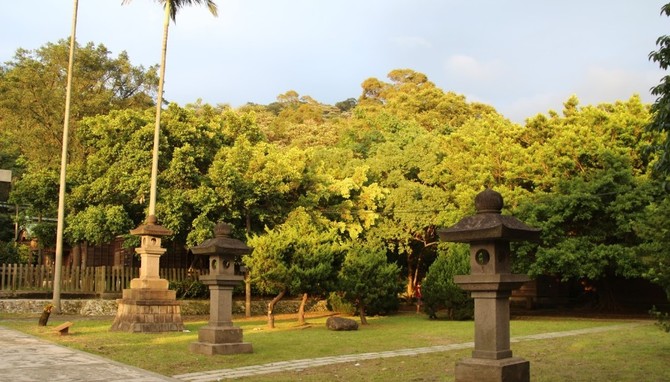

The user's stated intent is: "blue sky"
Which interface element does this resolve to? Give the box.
[1,0,667,123]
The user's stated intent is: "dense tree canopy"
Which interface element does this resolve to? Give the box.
[0,40,157,170]
[648,2,670,177]
[3,34,669,311]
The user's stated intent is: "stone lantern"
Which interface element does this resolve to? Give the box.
[111,215,185,332]
[438,188,540,382]
[189,222,253,355]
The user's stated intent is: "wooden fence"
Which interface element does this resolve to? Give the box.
[0,264,204,295]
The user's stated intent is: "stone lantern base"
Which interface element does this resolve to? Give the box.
[189,326,253,355]
[455,357,529,382]
[110,288,184,333]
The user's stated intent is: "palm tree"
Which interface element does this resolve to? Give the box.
[123,0,218,221]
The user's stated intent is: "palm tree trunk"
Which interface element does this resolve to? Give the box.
[148,1,171,219]
[53,0,78,314]
[244,210,251,318]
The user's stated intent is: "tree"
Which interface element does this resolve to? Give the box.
[0,40,157,169]
[68,105,227,244]
[207,136,308,234]
[635,195,670,300]
[245,208,344,327]
[263,91,345,148]
[648,2,670,177]
[421,244,472,320]
[9,168,60,264]
[122,0,218,221]
[53,0,79,312]
[65,205,134,267]
[514,97,658,308]
[364,125,448,298]
[338,242,403,325]
[357,69,498,132]
[646,3,670,300]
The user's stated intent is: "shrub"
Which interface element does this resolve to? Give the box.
[422,244,473,320]
[650,306,670,333]
[338,243,403,323]
[0,241,31,264]
[169,279,209,299]
[327,291,356,315]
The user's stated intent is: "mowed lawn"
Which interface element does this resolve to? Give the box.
[1,312,668,381]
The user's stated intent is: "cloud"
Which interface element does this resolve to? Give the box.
[505,93,569,123]
[444,54,503,82]
[575,66,660,105]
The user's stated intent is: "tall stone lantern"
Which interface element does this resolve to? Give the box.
[189,222,253,355]
[111,215,185,332]
[438,188,540,382]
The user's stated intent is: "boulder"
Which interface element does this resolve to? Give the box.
[326,316,358,331]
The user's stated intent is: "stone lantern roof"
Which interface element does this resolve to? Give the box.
[129,214,173,237]
[437,188,540,243]
[190,222,252,257]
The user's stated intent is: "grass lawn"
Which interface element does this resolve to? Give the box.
[1,312,668,381]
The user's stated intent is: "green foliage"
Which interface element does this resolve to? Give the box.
[0,242,31,264]
[9,168,59,217]
[169,278,209,299]
[634,193,670,299]
[647,3,670,177]
[649,306,670,332]
[0,211,15,243]
[326,291,356,315]
[0,40,157,170]
[421,244,473,320]
[337,242,403,318]
[3,48,666,307]
[357,68,498,132]
[514,98,656,286]
[65,205,133,246]
[30,222,57,250]
[245,208,345,298]
[208,136,308,232]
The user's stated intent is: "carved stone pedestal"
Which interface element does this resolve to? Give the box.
[455,357,529,382]
[189,325,253,355]
[110,288,184,333]
[110,215,184,333]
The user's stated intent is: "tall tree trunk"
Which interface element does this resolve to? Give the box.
[244,212,251,318]
[413,257,421,288]
[297,292,308,325]
[359,303,368,325]
[267,288,286,329]
[594,277,620,311]
[81,241,88,268]
[245,270,251,318]
[53,0,78,314]
[406,265,415,299]
[147,0,170,218]
[71,243,81,268]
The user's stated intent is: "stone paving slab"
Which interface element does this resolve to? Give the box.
[0,326,180,382]
[173,322,646,381]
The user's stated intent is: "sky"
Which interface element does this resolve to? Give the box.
[1,0,668,123]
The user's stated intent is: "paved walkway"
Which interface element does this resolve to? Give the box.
[0,322,645,382]
[0,326,180,382]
